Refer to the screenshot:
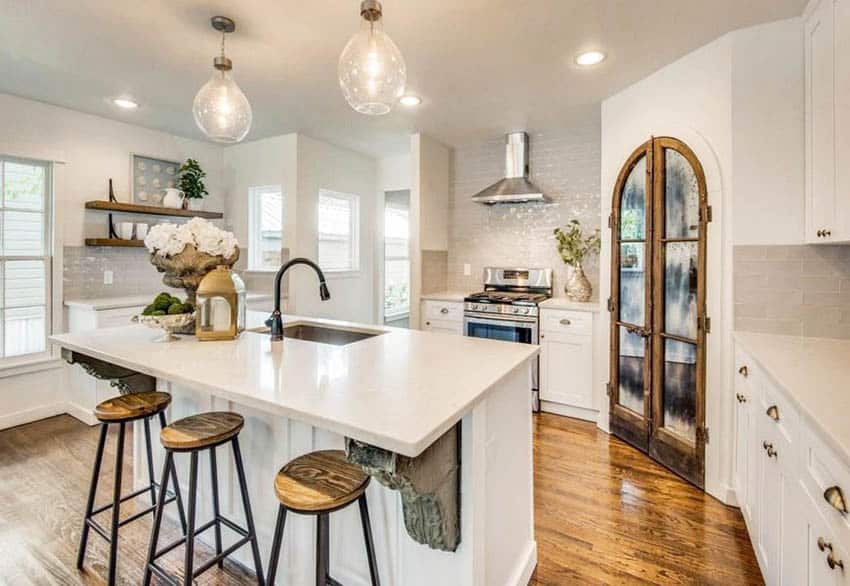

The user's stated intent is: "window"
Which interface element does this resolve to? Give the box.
[318,190,360,272]
[0,156,51,362]
[384,193,410,319]
[248,185,283,271]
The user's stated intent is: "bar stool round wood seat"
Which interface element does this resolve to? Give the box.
[78,391,187,586]
[267,450,380,586]
[144,411,265,586]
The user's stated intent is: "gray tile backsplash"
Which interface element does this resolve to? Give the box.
[734,244,850,339]
[422,250,448,294]
[63,246,179,299]
[446,116,602,297]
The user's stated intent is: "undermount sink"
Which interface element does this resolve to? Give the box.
[247,323,382,346]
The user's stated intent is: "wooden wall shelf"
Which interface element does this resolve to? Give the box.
[85,200,223,219]
[85,238,147,248]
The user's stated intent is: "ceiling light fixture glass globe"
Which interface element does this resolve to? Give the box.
[193,17,253,144]
[338,0,406,116]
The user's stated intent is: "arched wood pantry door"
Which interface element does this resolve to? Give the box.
[609,137,709,489]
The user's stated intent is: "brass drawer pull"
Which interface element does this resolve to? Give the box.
[819,537,833,552]
[736,393,747,404]
[559,318,571,326]
[766,405,780,421]
[738,365,748,377]
[824,486,848,515]
[440,307,449,314]
[828,552,845,571]
[763,441,777,458]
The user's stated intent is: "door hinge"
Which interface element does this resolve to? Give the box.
[697,426,710,444]
[606,382,612,397]
[607,297,615,312]
[700,205,713,223]
[699,315,711,333]
[608,213,614,229]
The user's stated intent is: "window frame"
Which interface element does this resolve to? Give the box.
[0,154,53,368]
[383,202,410,318]
[247,185,284,273]
[318,189,361,274]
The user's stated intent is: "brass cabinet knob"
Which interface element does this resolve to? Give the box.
[825,229,833,237]
[824,486,848,515]
[828,552,845,570]
[736,393,747,403]
[818,229,824,237]
[440,307,449,314]
[425,321,431,326]
[766,405,780,421]
[819,537,833,552]
[763,441,777,458]
[738,365,748,377]
[560,318,571,326]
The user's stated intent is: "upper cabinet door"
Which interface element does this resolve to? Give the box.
[835,0,850,240]
[806,0,837,243]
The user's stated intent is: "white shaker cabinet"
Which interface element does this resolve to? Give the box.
[538,307,595,421]
[734,340,850,585]
[420,300,464,335]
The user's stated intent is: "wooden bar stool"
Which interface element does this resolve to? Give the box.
[266,450,381,586]
[77,391,187,586]
[143,411,265,586]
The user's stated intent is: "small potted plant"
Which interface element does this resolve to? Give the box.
[553,219,601,302]
[179,158,208,211]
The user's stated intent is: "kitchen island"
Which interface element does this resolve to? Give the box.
[50,313,538,586]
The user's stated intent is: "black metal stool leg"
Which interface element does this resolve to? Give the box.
[77,423,108,569]
[316,513,330,586]
[143,416,157,506]
[209,446,224,569]
[266,505,287,586]
[232,437,265,585]
[143,450,174,586]
[358,495,381,586]
[183,450,199,586]
[107,421,126,585]
[159,410,187,534]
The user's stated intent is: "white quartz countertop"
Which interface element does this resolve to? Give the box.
[539,298,602,312]
[419,291,469,302]
[734,331,850,463]
[65,292,275,311]
[51,313,538,457]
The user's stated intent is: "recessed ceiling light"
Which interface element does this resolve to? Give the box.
[112,98,139,109]
[399,95,422,107]
[575,51,606,66]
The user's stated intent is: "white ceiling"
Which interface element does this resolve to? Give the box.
[1,0,806,156]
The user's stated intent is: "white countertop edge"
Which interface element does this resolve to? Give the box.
[65,291,276,311]
[51,319,538,458]
[539,298,602,312]
[419,291,470,302]
[732,331,850,466]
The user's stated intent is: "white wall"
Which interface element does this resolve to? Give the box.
[731,19,806,245]
[600,17,805,503]
[0,92,226,429]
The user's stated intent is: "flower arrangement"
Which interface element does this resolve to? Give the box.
[553,219,601,267]
[144,217,238,259]
[553,219,600,302]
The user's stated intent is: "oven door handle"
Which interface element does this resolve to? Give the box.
[463,312,538,325]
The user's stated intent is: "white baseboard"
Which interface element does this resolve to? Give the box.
[504,539,537,586]
[540,401,598,423]
[0,402,66,431]
[64,401,99,426]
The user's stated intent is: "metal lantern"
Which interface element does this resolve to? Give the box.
[196,266,246,341]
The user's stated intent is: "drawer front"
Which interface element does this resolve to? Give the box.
[801,423,850,544]
[97,306,146,329]
[422,300,463,322]
[759,373,800,449]
[422,318,463,335]
[540,309,592,336]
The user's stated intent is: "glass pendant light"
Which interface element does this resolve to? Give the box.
[338,0,406,115]
[193,16,252,143]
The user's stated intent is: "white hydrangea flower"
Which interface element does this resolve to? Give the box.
[144,218,238,258]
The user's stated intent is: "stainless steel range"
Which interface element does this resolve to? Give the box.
[463,267,553,411]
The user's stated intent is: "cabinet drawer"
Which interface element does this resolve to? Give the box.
[97,306,146,329]
[422,300,463,322]
[540,309,592,336]
[422,318,463,336]
[799,483,850,586]
[759,373,800,449]
[801,423,850,544]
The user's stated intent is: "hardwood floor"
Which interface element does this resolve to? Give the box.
[0,413,762,585]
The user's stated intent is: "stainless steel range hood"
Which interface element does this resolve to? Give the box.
[471,132,550,205]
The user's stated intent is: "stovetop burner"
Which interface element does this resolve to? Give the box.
[465,290,550,306]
